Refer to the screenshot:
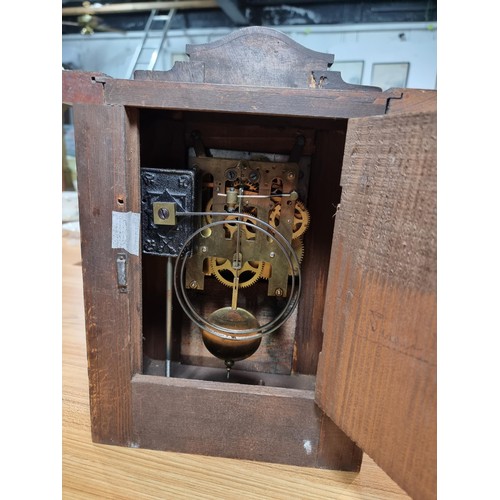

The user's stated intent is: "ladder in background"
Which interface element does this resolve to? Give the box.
[127,8,176,79]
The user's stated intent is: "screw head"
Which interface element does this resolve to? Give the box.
[248,169,260,183]
[275,288,284,297]
[225,168,238,181]
[158,207,169,220]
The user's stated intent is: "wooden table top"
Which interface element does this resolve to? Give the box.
[62,233,409,499]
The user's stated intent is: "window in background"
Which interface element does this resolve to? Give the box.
[371,62,409,90]
[330,61,364,85]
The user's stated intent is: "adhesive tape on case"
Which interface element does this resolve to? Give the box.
[111,211,141,256]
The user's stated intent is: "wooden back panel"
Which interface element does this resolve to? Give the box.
[316,111,437,499]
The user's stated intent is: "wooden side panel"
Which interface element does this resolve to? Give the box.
[74,104,142,445]
[293,127,346,374]
[126,108,143,374]
[131,374,362,470]
[316,112,436,499]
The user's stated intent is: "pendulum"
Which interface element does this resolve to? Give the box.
[201,306,261,378]
[201,197,261,377]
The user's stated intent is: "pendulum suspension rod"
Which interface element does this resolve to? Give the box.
[166,256,173,377]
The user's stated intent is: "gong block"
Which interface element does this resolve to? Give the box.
[64,27,436,497]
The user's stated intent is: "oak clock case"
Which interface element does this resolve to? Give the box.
[64,26,436,499]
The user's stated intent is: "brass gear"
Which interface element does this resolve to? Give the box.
[224,207,257,240]
[269,200,310,240]
[260,238,304,279]
[205,198,257,240]
[205,198,214,224]
[209,257,264,288]
[243,182,259,193]
[290,237,304,276]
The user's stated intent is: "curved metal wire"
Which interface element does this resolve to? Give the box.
[173,214,301,341]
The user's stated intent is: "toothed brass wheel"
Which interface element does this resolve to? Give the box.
[209,257,264,288]
[204,198,213,224]
[223,207,258,240]
[269,200,310,240]
[205,198,257,240]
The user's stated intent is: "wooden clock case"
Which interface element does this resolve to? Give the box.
[63,27,436,500]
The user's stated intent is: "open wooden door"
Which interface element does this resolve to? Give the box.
[315,110,437,499]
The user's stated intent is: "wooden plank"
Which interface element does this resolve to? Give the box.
[102,77,394,119]
[62,71,106,105]
[174,27,380,92]
[74,103,141,445]
[182,113,318,155]
[143,360,317,389]
[185,25,333,88]
[131,374,362,470]
[386,88,437,115]
[293,126,346,374]
[125,107,143,374]
[315,111,437,499]
[63,68,398,118]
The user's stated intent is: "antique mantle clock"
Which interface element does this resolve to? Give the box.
[63,27,436,500]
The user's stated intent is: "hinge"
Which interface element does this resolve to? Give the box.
[116,253,128,293]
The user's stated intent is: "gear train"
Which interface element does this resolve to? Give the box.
[141,132,310,377]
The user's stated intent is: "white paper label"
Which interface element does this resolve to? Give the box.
[111,211,140,256]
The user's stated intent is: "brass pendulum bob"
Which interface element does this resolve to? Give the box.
[201,232,261,377]
[201,306,261,378]
[201,196,261,377]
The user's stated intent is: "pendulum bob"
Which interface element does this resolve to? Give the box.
[201,307,261,369]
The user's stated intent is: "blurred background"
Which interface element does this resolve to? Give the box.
[62,0,437,89]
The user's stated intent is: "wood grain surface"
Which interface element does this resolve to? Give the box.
[135,27,379,93]
[63,234,410,499]
[386,88,437,115]
[73,103,142,446]
[293,127,346,374]
[131,374,362,470]
[316,111,437,500]
[104,78,391,119]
